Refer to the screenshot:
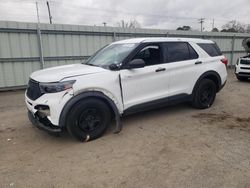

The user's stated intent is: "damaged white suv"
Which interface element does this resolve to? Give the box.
[25,38,227,141]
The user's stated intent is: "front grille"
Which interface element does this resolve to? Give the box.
[240,59,250,65]
[26,79,43,100]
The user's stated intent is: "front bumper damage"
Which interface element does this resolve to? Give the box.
[27,110,62,133]
[25,88,74,134]
[26,90,123,136]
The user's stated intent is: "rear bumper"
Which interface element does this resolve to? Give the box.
[218,80,227,91]
[28,111,62,133]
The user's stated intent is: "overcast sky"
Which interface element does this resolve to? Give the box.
[0,0,249,31]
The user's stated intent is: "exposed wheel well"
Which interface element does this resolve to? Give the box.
[193,71,221,94]
[203,74,220,91]
[59,91,119,128]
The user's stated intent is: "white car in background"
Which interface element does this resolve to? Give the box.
[235,55,250,81]
[25,37,228,141]
[235,38,250,81]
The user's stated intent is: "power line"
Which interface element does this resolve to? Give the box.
[0,0,246,30]
[0,0,245,24]
[0,0,238,25]
[49,1,204,22]
[53,1,237,23]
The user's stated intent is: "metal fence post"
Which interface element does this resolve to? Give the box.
[230,35,236,68]
[113,32,117,42]
[36,25,44,69]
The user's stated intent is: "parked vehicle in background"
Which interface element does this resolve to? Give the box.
[25,37,228,141]
[235,38,250,81]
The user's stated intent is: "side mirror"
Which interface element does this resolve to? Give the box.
[109,63,119,70]
[128,59,145,69]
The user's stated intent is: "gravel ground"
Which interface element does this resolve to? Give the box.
[0,69,250,188]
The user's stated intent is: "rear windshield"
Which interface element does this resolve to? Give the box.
[197,43,222,57]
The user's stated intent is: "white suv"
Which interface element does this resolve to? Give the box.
[235,55,250,81]
[235,38,250,81]
[25,38,228,141]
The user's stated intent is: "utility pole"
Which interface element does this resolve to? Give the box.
[46,1,52,24]
[35,1,40,24]
[103,22,107,27]
[198,18,205,32]
[35,1,45,69]
[212,19,215,30]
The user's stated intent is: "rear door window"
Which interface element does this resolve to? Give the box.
[163,42,198,63]
[188,44,199,59]
[197,43,222,57]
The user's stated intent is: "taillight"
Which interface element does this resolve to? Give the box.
[221,58,228,66]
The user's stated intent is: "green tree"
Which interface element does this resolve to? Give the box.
[177,25,191,31]
[221,20,245,33]
[117,20,141,29]
[211,28,219,32]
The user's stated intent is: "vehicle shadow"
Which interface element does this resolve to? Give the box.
[33,102,193,143]
[107,102,193,134]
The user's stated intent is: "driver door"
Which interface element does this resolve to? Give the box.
[120,43,170,111]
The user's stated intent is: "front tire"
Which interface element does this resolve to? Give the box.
[192,79,217,109]
[66,98,111,141]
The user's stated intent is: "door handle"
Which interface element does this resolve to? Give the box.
[195,61,202,65]
[123,75,132,78]
[155,68,166,72]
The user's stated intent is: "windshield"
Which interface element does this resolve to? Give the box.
[84,43,138,68]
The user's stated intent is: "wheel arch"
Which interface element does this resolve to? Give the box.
[192,71,222,94]
[59,91,122,133]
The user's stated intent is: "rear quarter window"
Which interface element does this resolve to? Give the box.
[197,43,222,57]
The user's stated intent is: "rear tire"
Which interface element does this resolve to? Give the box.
[236,75,248,81]
[66,98,111,141]
[192,79,217,109]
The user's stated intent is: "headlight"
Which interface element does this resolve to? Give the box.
[39,80,76,93]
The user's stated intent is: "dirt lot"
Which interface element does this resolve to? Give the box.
[0,69,250,188]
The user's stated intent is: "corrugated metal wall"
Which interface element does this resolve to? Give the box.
[0,21,249,90]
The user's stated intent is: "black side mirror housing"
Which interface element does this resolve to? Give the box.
[128,59,145,69]
[109,63,119,70]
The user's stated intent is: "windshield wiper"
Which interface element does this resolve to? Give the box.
[85,63,99,67]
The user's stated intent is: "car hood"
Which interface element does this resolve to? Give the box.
[30,64,106,82]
